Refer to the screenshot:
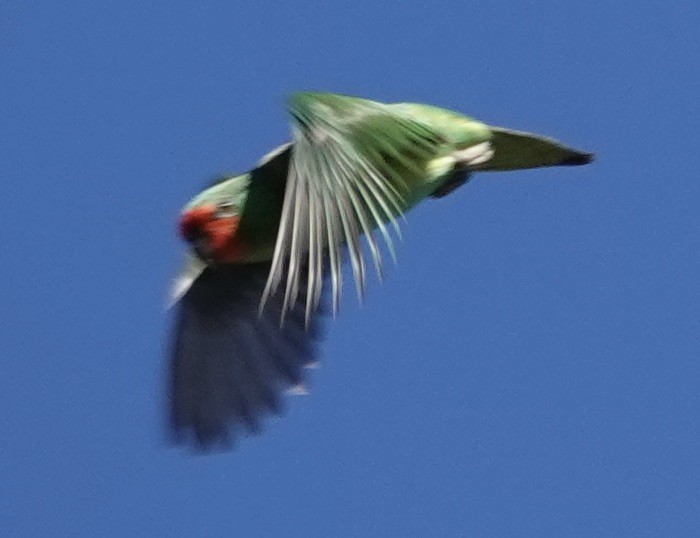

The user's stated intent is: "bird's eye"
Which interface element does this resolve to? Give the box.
[215,201,237,218]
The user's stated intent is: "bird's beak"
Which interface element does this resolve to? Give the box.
[193,235,213,264]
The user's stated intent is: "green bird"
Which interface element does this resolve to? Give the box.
[168,92,593,449]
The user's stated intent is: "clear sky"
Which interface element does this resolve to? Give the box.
[2,1,699,536]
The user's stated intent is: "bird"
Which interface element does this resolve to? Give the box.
[167,91,593,450]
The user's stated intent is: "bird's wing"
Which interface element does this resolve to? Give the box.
[261,92,447,324]
[168,262,326,450]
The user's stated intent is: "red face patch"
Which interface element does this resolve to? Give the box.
[179,205,216,241]
[179,205,244,263]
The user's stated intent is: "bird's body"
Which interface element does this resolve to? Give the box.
[168,92,593,449]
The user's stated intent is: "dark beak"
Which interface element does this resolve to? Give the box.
[193,236,213,264]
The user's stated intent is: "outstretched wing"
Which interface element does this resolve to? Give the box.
[168,262,326,450]
[261,92,448,324]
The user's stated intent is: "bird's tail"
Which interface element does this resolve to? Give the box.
[473,127,594,172]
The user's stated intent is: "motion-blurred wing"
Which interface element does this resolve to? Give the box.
[261,92,447,323]
[168,262,325,450]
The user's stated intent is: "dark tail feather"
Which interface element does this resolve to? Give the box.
[559,152,595,166]
[474,127,594,172]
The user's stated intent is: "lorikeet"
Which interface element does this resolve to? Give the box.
[168,92,593,449]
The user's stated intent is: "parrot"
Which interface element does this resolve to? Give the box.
[168,92,593,450]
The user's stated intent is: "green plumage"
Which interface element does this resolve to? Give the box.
[175,92,593,316]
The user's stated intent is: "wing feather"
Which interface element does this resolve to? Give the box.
[169,262,326,450]
[261,92,447,320]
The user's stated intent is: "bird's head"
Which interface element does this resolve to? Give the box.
[178,176,248,264]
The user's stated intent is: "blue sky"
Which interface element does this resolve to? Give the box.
[2,1,699,536]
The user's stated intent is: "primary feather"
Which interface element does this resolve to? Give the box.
[169,262,326,449]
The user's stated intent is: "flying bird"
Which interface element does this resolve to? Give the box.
[168,92,593,449]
